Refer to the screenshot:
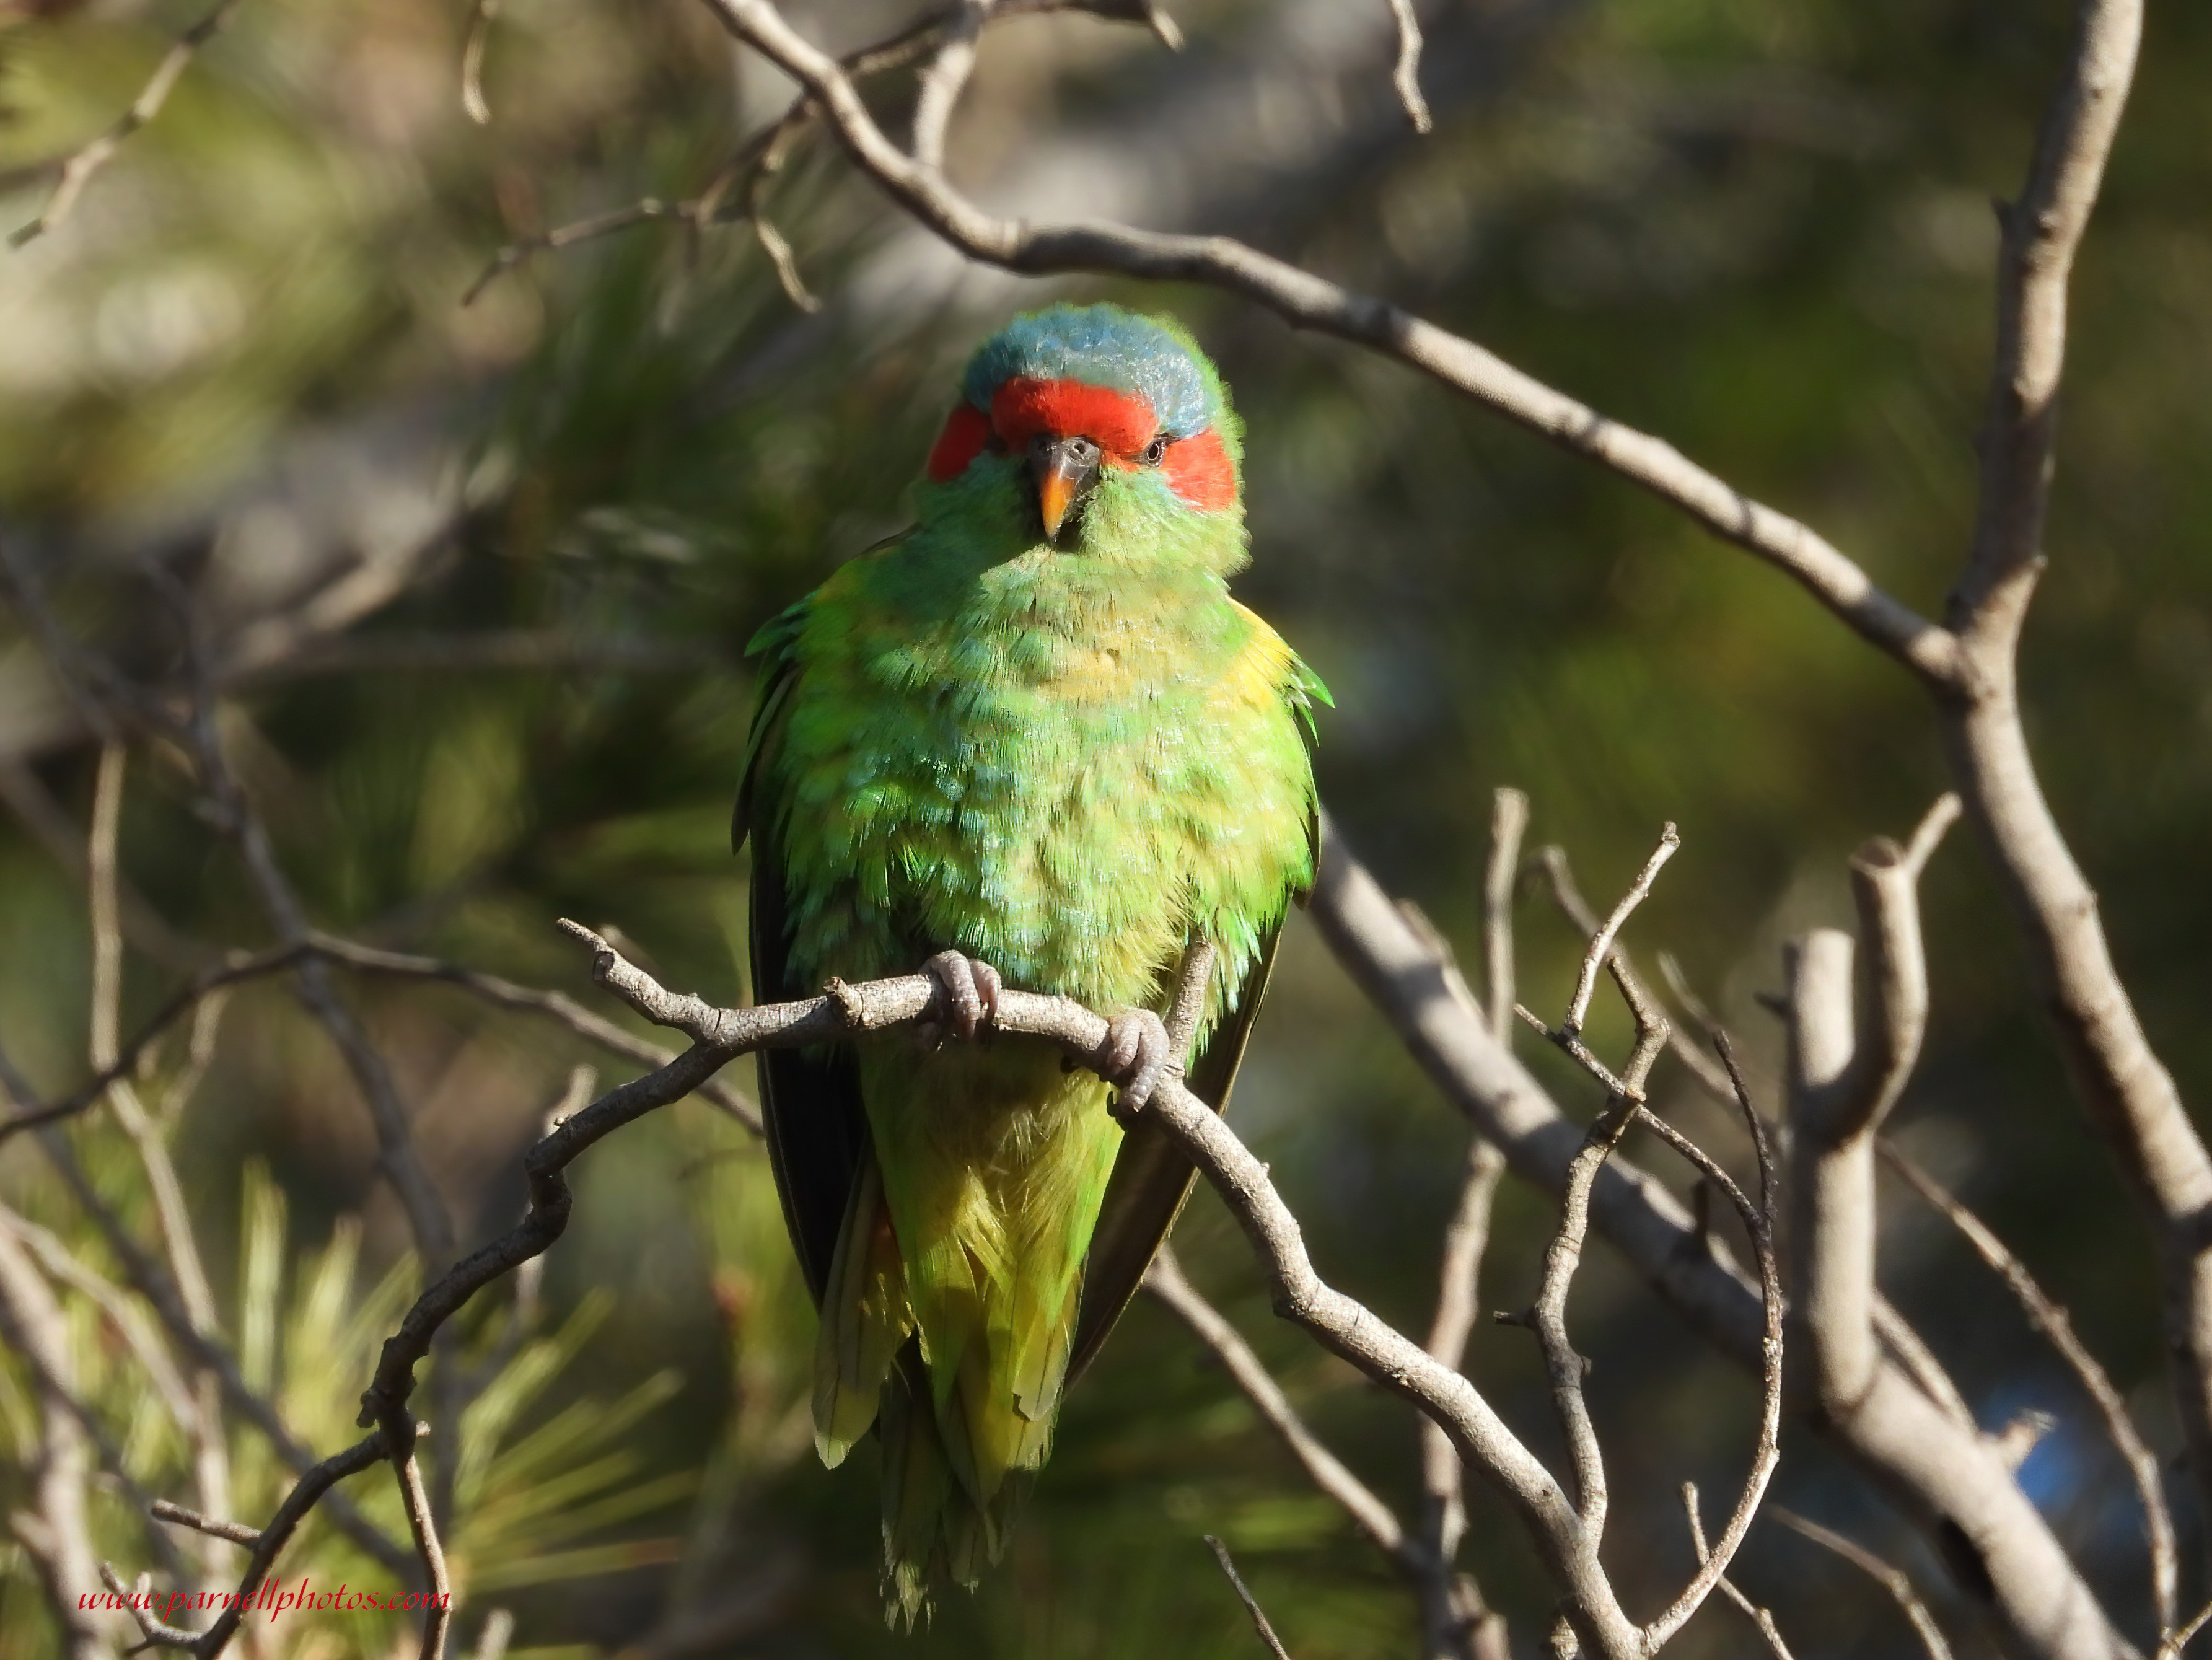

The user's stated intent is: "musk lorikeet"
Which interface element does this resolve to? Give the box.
[732,303,1325,1622]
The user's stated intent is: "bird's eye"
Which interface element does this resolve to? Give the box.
[1142,434,1169,467]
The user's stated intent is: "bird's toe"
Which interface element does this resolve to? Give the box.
[1100,1009,1171,1116]
[923,950,1001,1042]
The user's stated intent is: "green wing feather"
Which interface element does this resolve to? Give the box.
[1064,922,1286,1385]
[735,600,869,1306]
[1066,660,1322,1385]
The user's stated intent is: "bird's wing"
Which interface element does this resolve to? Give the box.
[1066,643,1325,1385]
[1064,915,1290,1386]
[734,602,871,1307]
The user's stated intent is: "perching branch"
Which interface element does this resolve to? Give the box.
[71,906,1639,1657]
[546,921,1642,1657]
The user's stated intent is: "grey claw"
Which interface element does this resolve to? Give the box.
[972,959,1003,1029]
[923,951,1001,1042]
[1100,1009,1170,1116]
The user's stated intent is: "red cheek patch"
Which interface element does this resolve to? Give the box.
[991,378,1156,459]
[1161,428,1236,509]
[926,403,992,481]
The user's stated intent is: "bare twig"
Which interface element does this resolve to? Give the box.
[1146,1249,1409,1564]
[0,941,304,1146]
[1562,826,1679,1037]
[85,743,235,1574]
[0,1201,196,1441]
[0,1099,413,1576]
[1881,1141,2176,1634]
[464,0,1174,307]
[1657,923,1970,1439]
[1304,819,2117,1655]
[99,1562,198,1649]
[1384,0,1433,134]
[1869,1296,1978,1430]
[1787,807,1953,1428]
[1483,788,1529,1043]
[461,0,503,125]
[462,198,695,305]
[149,1500,261,1550]
[1417,1136,1508,1660]
[0,929,760,1147]
[1399,786,1523,1660]
[2161,1597,2212,1659]
[1638,1030,1785,1652]
[1928,0,2212,1541]
[10,0,245,247]
[312,935,760,1129]
[911,1,989,172]
[393,1444,454,1660]
[1770,1506,1954,1660]
[1507,825,1682,1542]
[1205,1535,1295,1660]
[1524,848,1786,1658]
[1541,850,1734,1103]
[0,1225,113,1658]
[1683,1485,1794,1660]
[178,1431,397,1660]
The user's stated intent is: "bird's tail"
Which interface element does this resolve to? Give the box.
[812,1117,1104,1627]
[876,1348,1031,1629]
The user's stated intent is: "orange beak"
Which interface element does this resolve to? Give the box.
[1029,434,1102,544]
[1038,469,1077,541]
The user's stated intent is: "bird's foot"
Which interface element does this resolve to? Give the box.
[919,951,1003,1045]
[1099,1009,1172,1117]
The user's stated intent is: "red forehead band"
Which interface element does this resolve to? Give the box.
[991,377,1157,457]
[923,374,1236,511]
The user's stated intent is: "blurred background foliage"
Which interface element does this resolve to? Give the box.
[0,0,2207,1654]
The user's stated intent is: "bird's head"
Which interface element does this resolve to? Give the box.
[921,304,1245,565]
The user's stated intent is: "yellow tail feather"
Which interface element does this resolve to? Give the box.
[828,1050,1130,1622]
[812,1157,913,1467]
